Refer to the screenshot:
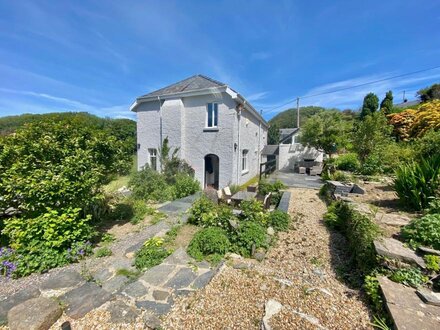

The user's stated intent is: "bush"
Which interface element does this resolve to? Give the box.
[172,174,200,199]
[240,199,268,226]
[231,222,267,257]
[424,255,440,272]
[413,129,440,159]
[364,274,383,312]
[401,213,440,250]
[134,237,170,271]
[129,166,171,202]
[394,155,440,211]
[131,200,150,224]
[335,153,360,172]
[358,154,384,175]
[188,196,216,226]
[324,201,380,274]
[268,210,290,231]
[187,227,230,260]
[258,179,286,206]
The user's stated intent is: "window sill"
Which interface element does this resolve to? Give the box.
[203,127,219,132]
[241,170,249,175]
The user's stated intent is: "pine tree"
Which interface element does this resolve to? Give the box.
[360,93,379,119]
[380,90,393,115]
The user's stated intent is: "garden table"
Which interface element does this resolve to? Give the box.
[231,191,257,205]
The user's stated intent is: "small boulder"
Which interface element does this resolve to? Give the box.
[261,299,283,330]
[8,297,62,330]
[266,227,275,236]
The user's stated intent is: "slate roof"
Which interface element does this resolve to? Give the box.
[140,74,227,98]
[279,128,299,144]
[261,145,279,155]
[394,100,421,108]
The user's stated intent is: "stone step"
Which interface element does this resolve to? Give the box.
[374,237,426,268]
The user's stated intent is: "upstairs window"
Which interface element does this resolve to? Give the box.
[207,103,218,128]
[149,148,157,171]
[242,149,248,172]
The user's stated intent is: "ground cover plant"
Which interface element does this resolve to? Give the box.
[134,237,171,271]
[401,213,440,250]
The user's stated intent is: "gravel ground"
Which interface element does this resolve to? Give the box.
[163,188,372,329]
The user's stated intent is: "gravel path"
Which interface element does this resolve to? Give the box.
[163,188,372,329]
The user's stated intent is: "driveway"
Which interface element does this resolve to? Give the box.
[266,170,324,189]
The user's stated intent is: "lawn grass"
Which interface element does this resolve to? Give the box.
[239,175,259,190]
[104,155,137,193]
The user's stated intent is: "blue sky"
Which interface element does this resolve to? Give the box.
[0,0,439,121]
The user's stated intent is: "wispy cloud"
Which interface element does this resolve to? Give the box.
[246,91,269,102]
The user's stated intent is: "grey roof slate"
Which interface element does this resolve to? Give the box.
[262,145,279,155]
[279,128,299,143]
[394,100,421,108]
[140,75,227,98]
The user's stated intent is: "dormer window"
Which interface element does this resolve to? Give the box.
[207,103,218,128]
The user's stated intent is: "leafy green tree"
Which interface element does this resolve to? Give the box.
[380,91,394,115]
[417,83,440,102]
[268,123,280,144]
[352,112,392,164]
[300,111,352,157]
[268,106,325,129]
[360,93,379,119]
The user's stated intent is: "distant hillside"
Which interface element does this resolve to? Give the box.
[268,106,356,128]
[0,112,136,150]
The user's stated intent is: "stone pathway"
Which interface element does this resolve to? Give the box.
[0,193,220,329]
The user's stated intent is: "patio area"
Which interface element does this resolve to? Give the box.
[267,170,324,190]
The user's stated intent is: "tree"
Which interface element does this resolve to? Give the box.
[360,93,379,119]
[268,124,280,144]
[380,90,393,115]
[417,83,440,102]
[352,112,392,163]
[300,111,352,157]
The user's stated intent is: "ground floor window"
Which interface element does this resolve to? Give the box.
[148,148,157,170]
[242,149,248,172]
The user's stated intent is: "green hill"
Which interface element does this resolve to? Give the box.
[268,106,326,128]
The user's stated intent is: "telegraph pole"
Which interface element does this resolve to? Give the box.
[296,97,300,128]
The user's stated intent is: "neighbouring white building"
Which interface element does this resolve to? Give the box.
[131,75,269,189]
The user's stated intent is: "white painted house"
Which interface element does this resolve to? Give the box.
[131,75,269,189]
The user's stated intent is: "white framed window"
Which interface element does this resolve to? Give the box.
[242,149,248,172]
[148,148,157,171]
[206,103,218,128]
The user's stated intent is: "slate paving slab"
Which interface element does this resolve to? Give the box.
[106,301,140,324]
[164,267,197,289]
[40,269,83,291]
[102,275,128,294]
[61,282,112,319]
[140,264,176,286]
[93,268,113,282]
[374,238,426,268]
[120,280,148,298]
[162,247,191,265]
[0,286,40,325]
[152,290,170,301]
[7,297,62,330]
[192,270,215,289]
[136,300,173,315]
[378,276,440,329]
[416,288,440,307]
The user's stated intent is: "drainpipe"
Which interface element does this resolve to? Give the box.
[158,96,162,172]
[258,121,261,170]
[236,105,242,185]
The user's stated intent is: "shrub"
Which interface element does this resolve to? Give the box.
[323,201,380,274]
[335,153,360,172]
[188,196,216,226]
[424,255,440,272]
[240,199,268,226]
[134,237,170,271]
[389,268,428,288]
[268,210,290,231]
[187,227,230,260]
[172,174,200,199]
[258,179,286,206]
[358,154,384,175]
[129,166,170,202]
[131,200,150,224]
[394,155,440,210]
[95,247,112,258]
[401,214,440,250]
[364,274,383,312]
[413,129,440,159]
[231,222,267,257]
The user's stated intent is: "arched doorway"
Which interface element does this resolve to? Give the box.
[204,154,219,190]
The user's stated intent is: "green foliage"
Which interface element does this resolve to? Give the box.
[417,83,440,102]
[424,255,440,272]
[380,91,393,115]
[393,155,440,211]
[129,166,171,202]
[187,227,230,260]
[389,268,428,287]
[364,275,384,312]
[95,247,112,258]
[258,179,286,206]
[334,153,360,172]
[268,210,290,231]
[101,233,116,243]
[324,201,380,274]
[134,237,170,271]
[229,184,241,195]
[130,200,150,224]
[268,123,280,144]
[240,200,268,226]
[115,268,140,279]
[413,129,440,159]
[171,173,200,199]
[300,111,352,156]
[188,196,216,225]
[401,214,440,250]
[231,222,267,257]
[322,170,352,182]
[360,93,379,119]
[268,106,326,129]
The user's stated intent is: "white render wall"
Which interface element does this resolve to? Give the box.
[277,143,323,171]
[135,92,268,189]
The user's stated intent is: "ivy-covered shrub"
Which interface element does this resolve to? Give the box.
[187,227,230,260]
[335,153,360,172]
[324,201,380,274]
[401,214,440,250]
[394,155,440,211]
[231,222,267,257]
[268,210,290,231]
[134,237,170,271]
